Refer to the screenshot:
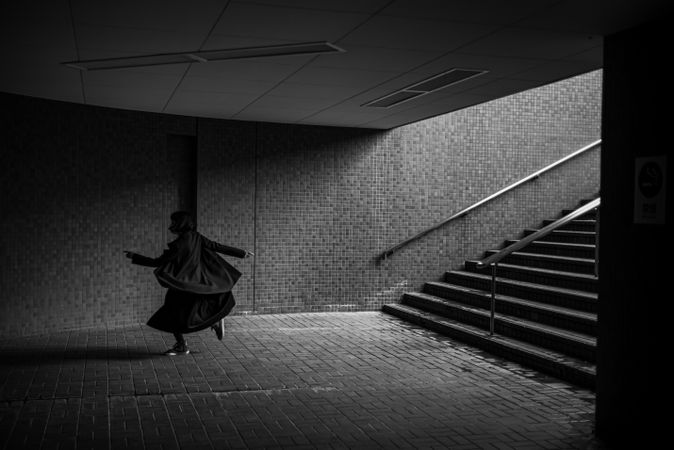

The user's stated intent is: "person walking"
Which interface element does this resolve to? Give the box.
[125,211,253,355]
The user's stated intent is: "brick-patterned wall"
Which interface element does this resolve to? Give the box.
[0,70,602,336]
[0,96,196,336]
[198,70,601,315]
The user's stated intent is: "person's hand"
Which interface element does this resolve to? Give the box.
[244,250,255,258]
[123,251,136,259]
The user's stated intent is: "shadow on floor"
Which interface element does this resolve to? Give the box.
[0,346,160,365]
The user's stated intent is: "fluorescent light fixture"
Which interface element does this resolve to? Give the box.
[63,53,197,71]
[362,91,425,108]
[63,42,345,71]
[198,42,344,61]
[363,68,488,108]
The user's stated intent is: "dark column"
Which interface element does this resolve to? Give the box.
[597,20,671,446]
[167,134,198,218]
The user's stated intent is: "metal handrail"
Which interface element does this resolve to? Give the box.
[475,197,601,268]
[476,197,600,335]
[377,139,601,261]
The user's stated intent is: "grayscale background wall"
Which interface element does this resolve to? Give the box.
[0,70,602,337]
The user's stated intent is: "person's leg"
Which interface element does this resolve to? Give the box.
[209,292,234,341]
[211,319,224,340]
[165,333,189,355]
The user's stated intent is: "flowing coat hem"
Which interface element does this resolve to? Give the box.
[146,290,236,334]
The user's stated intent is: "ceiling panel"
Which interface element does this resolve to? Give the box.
[1,0,69,23]
[83,67,185,91]
[1,18,73,56]
[380,0,559,25]
[229,0,391,14]
[460,78,545,98]
[563,45,603,64]
[178,77,278,95]
[233,106,320,124]
[0,0,75,63]
[187,58,313,80]
[297,108,390,127]
[242,94,338,111]
[74,25,206,59]
[211,2,368,42]
[340,16,496,51]
[0,1,81,102]
[71,0,224,30]
[506,60,602,83]
[285,66,399,88]
[71,0,225,59]
[0,0,666,130]
[267,82,368,100]
[312,45,443,73]
[85,85,175,112]
[457,28,601,59]
[516,0,670,35]
[164,91,256,117]
[0,58,83,104]
[405,53,543,80]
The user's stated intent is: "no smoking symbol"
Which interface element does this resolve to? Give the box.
[638,162,662,198]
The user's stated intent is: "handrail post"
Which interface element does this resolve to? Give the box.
[594,207,600,278]
[490,262,497,336]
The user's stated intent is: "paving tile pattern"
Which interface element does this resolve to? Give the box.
[0,312,603,449]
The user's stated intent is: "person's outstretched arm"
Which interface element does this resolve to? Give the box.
[124,249,174,267]
[201,236,253,259]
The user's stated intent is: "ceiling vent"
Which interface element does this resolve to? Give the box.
[63,42,345,71]
[406,69,487,92]
[364,68,487,108]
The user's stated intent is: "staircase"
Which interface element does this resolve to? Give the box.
[383,199,599,390]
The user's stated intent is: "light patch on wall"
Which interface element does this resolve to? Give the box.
[364,280,411,305]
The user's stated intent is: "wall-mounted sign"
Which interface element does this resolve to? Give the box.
[634,156,667,224]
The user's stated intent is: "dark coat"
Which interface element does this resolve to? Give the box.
[132,231,246,334]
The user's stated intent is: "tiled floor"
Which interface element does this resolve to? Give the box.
[0,312,604,449]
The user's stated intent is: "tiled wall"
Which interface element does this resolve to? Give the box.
[1,98,196,336]
[0,70,602,336]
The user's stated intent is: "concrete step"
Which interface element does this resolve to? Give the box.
[523,229,596,245]
[402,292,596,362]
[503,240,596,259]
[423,281,597,336]
[382,303,596,390]
[464,262,598,293]
[482,250,595,275]
[442,270,597,312]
